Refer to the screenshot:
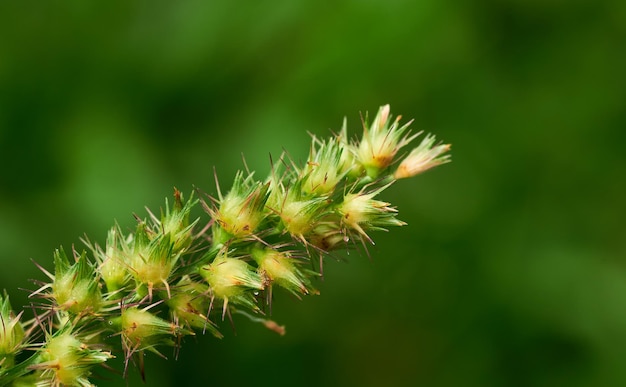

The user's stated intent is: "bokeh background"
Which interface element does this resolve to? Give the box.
[1,1,625,386]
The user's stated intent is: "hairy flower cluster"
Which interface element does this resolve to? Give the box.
[0,105,450,386]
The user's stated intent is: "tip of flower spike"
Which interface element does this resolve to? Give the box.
[357,105,418,178]
[394,134,451,179]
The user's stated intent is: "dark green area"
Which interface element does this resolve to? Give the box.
[1,1,625,386]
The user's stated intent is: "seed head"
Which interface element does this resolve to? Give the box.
[300,135,347,196]
[33,325,112,387]
[394,134,451,179]
[166,276,222,337]
[271,178,328,241]
[252,247,317,297]
[357,105,419,178]
[125,222,180,299]
[51,247,102,316]
[0,292,25,368]
[199,253,264,314]
[336,117,361,179]
[147,189,199,253]
[210,171,269,242]
[108,305,191,363]
[307,222,346,252]
[95,224,132,294]
[338,183,406,243]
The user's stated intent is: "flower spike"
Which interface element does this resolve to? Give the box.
[0,104,449,384]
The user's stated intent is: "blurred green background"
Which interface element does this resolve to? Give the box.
[1,1,625,386]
